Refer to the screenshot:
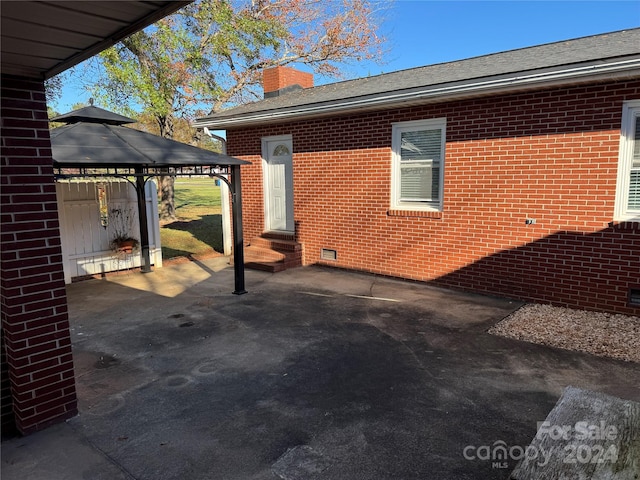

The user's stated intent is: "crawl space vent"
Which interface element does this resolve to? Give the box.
[321,248,337,261]
[630,288,640,306]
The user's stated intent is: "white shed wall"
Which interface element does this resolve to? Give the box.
[56,180,162,283]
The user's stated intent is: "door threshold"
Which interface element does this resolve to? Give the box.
[263,231,296,241]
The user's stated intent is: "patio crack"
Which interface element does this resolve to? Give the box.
[68,421,139,480]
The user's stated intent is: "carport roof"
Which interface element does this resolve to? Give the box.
[1,1,191,79]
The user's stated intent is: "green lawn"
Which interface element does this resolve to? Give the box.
[160,177,224,259]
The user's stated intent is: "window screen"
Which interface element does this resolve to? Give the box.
[399,129,442,203]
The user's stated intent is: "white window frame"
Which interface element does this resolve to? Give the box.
[391,118,446,212]
[614,100,640,221]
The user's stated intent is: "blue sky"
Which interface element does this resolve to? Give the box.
[55,0,640,111]
[348,0,640,78]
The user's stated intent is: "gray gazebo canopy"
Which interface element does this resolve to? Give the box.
[51,105,249,294]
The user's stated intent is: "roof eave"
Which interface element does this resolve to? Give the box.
[195,57,640,130]
[44,2,192,80]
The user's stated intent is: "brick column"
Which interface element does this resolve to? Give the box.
[1,329,16,437]
[1,74,78,434]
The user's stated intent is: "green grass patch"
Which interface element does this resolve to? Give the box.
[174,177,222,208]
[160,178,224,259]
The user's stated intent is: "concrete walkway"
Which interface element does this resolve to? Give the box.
[3,261,639,479]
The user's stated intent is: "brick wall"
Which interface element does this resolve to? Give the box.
[227,80,640,315]
[1,74,78,434]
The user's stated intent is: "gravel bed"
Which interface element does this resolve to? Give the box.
[489,304,640,363]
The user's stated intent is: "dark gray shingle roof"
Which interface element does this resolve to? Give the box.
[195,28,640,128]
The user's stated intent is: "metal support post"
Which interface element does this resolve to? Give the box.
[231,164,247,294]
[135,169,152,273]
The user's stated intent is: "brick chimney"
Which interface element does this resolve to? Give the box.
[263,66,313,98]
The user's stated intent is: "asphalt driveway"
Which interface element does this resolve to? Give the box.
[3,260,639,479]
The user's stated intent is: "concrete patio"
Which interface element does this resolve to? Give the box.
[3,260,639,479]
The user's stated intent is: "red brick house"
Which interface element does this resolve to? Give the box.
[1,1,190,436]
[195,29,640,315]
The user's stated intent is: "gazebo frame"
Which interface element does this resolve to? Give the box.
[53,163,248,295]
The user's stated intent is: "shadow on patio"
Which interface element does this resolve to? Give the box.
[2,263,639,479]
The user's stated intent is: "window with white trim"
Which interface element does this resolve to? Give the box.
[615,100,640,221]
[391,118,446,211]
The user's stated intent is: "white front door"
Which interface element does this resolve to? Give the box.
[263,136,294,232]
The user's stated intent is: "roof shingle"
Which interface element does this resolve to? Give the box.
[195,28,640,128]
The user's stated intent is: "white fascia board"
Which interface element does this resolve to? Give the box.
[194,58,640,129]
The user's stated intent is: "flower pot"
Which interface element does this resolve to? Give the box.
[115,239,136,254]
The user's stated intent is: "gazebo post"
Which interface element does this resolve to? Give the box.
[231,164,247,294]
[134,168,152,273]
